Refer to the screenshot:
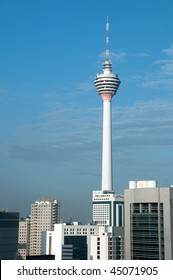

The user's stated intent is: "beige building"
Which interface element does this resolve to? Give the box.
[29,198,60,255]
[18,216,31,259]
[124,181,173,260]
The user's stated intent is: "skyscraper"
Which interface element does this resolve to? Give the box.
[29,198,60,255]
[92,18,123,227]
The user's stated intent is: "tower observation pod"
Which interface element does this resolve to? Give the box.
[94,17,120,192]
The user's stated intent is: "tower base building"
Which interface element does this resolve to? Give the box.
[92,191,124,227]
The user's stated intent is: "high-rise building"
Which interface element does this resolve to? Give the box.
[124,180,173,260]
[0,210,19,260]
[92,17,123,227]
[18,216,31,260]
[29,198,60,256]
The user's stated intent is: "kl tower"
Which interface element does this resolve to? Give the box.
[92,18,123,227]
[95,17,120,192]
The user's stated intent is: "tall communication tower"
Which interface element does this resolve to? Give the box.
[92,18,123,228]
[94,17,121,192]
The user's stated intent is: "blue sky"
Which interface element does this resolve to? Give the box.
[1,0,173,222]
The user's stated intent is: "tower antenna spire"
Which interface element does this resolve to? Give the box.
[106,16,109,61]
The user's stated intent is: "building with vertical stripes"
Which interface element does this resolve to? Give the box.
[124,180,173,260]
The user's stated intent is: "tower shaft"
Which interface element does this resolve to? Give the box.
[102,97,112,191]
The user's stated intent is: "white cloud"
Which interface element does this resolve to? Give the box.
[5,98,173,175]
[162,45,173,57]
[155,46,173,77]
[141,77,173,89]
[74,81,94,93]
[124,44,173,91]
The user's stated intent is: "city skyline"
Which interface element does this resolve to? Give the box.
[1,0,173,222]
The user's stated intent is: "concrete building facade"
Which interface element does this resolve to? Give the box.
[124,181,173,260]
[29,198,60,255]
[18,216,31,260]
[43,223,124,260]
[92,191,124,227]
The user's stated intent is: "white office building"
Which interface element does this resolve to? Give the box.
[43,222,124,260]
[92,191,124,227]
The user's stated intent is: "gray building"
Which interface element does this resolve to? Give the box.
[0,210,19,260]
[124,181,173,260]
